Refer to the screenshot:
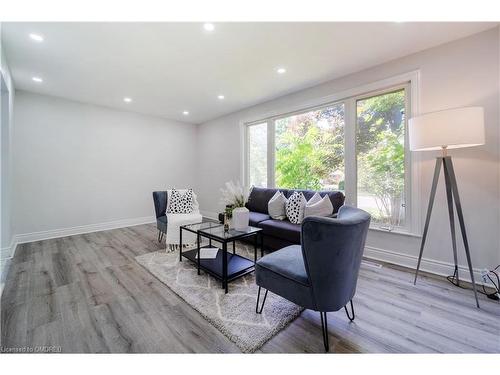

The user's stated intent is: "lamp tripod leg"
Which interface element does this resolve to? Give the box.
[443,158,480,308]
[443,159,460,286]
[415,158,442,285]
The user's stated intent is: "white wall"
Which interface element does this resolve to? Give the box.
[12,91,198,239]
[1,23,16,293]
[197,28,500,281]
[1,23,15,254]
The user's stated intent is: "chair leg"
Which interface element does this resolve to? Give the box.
[255,286,268,314]
[320,311,329,352]
[344,300,355,321]
[158,230,164,243]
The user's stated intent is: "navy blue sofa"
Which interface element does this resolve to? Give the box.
[245,187,345,251]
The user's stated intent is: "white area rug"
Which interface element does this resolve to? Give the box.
[136,243,303,352]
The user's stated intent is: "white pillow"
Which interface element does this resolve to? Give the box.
[268,191,287,220]
[286,192,307,224]
[307,192,322,206]
[304,195,334,218]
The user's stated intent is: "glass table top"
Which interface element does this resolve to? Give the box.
[198,224,262,241]
[181,221,222,232]
[181,220,261,241]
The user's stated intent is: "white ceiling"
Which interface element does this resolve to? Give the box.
[2,22,497,124]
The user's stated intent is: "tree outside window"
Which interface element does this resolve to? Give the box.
[356,90,406,227]
[275,104,345,191]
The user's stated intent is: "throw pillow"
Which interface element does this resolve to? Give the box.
[307,192,322,206]
[304,195,334,218]
[286,191,307,224]
[166,189,199,213]
[168,188,194,214]
[268,191,287,220]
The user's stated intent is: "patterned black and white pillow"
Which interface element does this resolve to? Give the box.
[286,192,307,224]
[168,189,194,214]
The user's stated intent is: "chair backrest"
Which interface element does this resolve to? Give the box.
[300,205,370,312]
[152,191,168,218]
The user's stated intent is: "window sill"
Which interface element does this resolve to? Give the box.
[368,226,421,238]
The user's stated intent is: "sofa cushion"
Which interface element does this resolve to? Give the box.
[256,245,309,286]
[258,219,301,243]
[249,212,271,226]
[246,187,280,214]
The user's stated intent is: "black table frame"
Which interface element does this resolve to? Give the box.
[179,223,263,293]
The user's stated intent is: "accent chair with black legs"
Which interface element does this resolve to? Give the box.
[254,205,371,352]
[152,190,202,249]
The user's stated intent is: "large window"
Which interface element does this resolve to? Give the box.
[275,104,345,190]
[356,89,406,227]
[248,122,267,187]
[245,80,412,232]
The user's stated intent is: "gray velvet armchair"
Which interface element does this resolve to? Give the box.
[152,190,202,247]
[255,205,371,352]
[153,191,168,242]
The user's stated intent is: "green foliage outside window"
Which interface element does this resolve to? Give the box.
[275,105,345,190]
[357,90,406,227]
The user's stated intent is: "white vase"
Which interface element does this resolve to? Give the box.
[232,206,250,230]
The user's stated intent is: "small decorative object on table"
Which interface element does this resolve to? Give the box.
[223,212,229,232]
[232,206,250,230]
[220,180,250,230]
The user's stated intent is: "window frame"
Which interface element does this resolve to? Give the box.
[241,71,421,236]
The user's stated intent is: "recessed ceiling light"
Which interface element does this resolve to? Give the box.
[183,111,189,115]
[203,23,215,32]
[217,95,225,100]
[32,76,43,83]
[276,67,286,74]
[29,33,44,42]
[123,97,132,103]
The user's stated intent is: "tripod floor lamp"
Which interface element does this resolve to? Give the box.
[409,107,485,308]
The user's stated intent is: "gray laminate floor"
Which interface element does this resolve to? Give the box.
[1,223,499,353]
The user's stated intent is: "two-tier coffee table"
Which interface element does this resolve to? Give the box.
[179,222,263,293]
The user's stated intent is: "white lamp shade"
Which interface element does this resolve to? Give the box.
[409,107,485,151]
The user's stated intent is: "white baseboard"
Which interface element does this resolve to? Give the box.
[1,237,17,261]
[200,210,219,220]
[1,238,17,299]
[13,216,156,246]
[364,245,485,285]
